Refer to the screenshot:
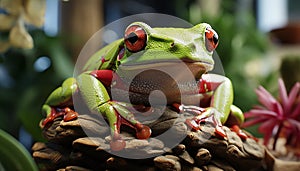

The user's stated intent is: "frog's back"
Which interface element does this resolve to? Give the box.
[82,39,123,72]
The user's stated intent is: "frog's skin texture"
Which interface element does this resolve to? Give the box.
[41,22,247,151]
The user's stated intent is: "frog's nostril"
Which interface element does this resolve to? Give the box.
[170,42,175,47]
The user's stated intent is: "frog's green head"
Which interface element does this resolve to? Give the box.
[118,22,219,79]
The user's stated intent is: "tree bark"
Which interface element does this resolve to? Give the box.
[60,0,103,61]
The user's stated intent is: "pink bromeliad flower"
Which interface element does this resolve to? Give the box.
[243,78,300,152]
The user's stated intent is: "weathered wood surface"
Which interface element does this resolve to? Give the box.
[33,108,268,171]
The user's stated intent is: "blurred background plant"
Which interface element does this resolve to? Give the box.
[181,0,300,140]
[0,0,45,52]
[0,0,73,144]
[0,0,299,160]
[0,0,72,169]
[243,79,300,158]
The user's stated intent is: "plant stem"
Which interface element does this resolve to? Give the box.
[273,123,283,150]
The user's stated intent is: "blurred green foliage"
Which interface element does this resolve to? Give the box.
[0,30,73,141]
[280,55,300,91]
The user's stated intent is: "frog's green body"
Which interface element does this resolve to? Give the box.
[41,22,245,151]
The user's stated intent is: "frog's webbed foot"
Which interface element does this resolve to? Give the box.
[174,103,250,140]
[173,103,227,138]
[104,102,151,151]
[110,131,126,152]
[41,105,78,127]
[109,121,151,151]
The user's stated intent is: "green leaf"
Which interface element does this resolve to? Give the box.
[0,129,38,171]
[17,86,45,142]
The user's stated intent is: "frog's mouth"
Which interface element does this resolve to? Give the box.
[119,59,213,80]
[184,61,213,79]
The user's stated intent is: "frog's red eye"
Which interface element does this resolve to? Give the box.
[124,25,147,52]
[205,27,219,52]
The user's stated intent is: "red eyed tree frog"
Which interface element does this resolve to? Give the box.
[41,22,247,151]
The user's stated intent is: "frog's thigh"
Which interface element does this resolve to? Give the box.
[77,73,139,125]
[77,73,111,113]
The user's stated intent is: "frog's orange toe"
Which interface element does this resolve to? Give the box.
[230,125,248,140]
[41,116,55,127]
[136,124,151,139]
[214,126,226,138]
[110,139,126,151]
[64,110,78,122]
[185,119,201,131]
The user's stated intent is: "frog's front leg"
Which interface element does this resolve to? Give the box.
[77,71,151,151]
[41,77,79,127]
[176,74,247,139]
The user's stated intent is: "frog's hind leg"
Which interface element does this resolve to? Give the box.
[102,102,151,151]
[100,102,126,151]
[111,102,151,139]
[78,72,151,151]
